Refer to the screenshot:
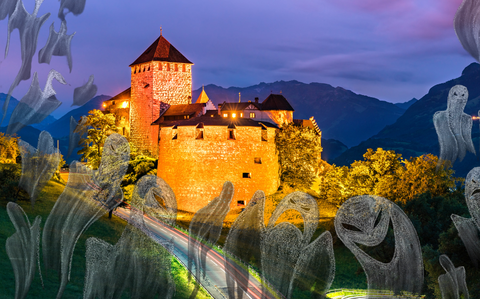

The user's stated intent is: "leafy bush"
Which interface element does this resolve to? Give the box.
[0,164,29,202]
[120,155,157,203]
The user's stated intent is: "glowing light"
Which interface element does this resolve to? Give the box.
[223,113,228,118]
[472,116,480,120]
[102,103,107,108]
[232,113,236,118]
[122,101,128,108]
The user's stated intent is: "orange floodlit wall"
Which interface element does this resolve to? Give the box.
[129,61,192,156]
[157,125,280,212]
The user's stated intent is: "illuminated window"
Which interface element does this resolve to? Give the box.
[122,101,128,108]
[182,64,186,72]
[196,123,204,140]
[242,173,251,178]
[223,113,228,118]
[159,63,162,71]
[210,114,214,117]
[175,64,178,71]
[232,113,236,118]
[250,112,255,118]
[240,113,243,117]
[254,157,262,164]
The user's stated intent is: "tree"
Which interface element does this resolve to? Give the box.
[275,122,322,190]
[317,148,458,206]
[0,133,19,164]
[77,109,118,169]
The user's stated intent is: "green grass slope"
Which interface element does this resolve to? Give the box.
[0,174,210,298]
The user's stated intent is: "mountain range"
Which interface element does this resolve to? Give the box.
[192,81,406,147]
[5,63,479,175]
[333,63,480,178]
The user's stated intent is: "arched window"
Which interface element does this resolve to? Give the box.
[172,125,178,140]
[228,124,236,140]
[261,124,268,141]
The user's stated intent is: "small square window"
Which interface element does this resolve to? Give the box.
[242,173,251,178]
[254,157,262,164]
[250,112,255,118]
[223,113,228,118]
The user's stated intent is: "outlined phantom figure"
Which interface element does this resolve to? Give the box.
[335,195,423,297]
[452,167,480,267]
[433,85,475,167]
[260,191,335,299]
[438,255,469,299]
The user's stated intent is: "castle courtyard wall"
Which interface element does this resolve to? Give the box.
[157,125,279,212]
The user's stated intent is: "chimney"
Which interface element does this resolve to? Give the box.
[255,97,259,104]
[218,103,222,115]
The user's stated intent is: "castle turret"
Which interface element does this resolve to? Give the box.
[129,33,193,156]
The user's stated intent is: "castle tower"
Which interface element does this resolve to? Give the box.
[129,33,193,156]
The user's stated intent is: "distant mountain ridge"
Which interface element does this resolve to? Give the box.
[333,63,480,178]
[0,93,56,131]
[193,80,405,147]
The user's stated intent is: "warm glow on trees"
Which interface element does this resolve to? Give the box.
[316,148,458,206]
[275,122,322,190]
[78,109,118,169]
[0,133,19,164]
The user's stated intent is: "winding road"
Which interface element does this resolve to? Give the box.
[114,207,280,299]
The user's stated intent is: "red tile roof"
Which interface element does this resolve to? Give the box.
[161,103,205,117]
[153,112,278,128]
[261,94,294,111]
[107,88,131,102]
[130,35,193,66]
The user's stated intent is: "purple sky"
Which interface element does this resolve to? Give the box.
[0,0,475,118]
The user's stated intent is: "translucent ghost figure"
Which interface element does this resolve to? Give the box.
[67,115,88,158]
[4,0,50,124]
[5,202,42,299]
[0,0,18,20]
[84,175,177,299]
[38,21,75,72]
[451,167,480,266]
[261,191,335,299]
[334,195,423,297]
[18,130,60,207]
[7,70,66,135]
[433,85,475,166]
[42,134,129,299]
[438,255,469,299]
[72,75,97,106]
[223,191,265,299]
[58,0,87,21]
[188,181,233,298]
[454,0,480,62]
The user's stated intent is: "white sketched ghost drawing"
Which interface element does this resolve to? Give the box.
[433,85,475,166]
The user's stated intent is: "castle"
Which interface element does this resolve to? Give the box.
[103,33,320,212]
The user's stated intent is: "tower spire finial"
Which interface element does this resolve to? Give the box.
[202,84,204,91]
[160,26,162,36]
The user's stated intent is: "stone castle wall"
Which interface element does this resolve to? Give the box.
[157,125,280,212]
[129,61,192,156]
